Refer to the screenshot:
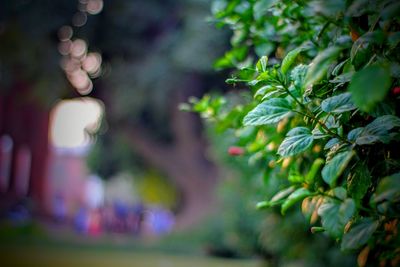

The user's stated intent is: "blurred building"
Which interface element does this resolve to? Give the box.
[46,98,103,218]
[0,94,103,219]
[0,84,50,214]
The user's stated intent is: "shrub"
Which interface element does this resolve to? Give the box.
[188,0,400,266]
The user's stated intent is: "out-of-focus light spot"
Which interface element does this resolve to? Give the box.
[58,40,72,56]
[60,57,81,74]
[87,66,102,79]
[78,2,87,12]
[72,12,87,27]
[71,39,87,58]
[86,0,103,15]
[82,52,102,75]
[58,25,73,41]
[78,79,94,95]
[67,69,85,85]
[67,69,93,95]
[50,98,104,149]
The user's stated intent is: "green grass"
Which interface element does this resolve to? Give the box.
[0,220,262,267]
[0,245,261,267]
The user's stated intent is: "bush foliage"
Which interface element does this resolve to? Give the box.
[188,0,400,266]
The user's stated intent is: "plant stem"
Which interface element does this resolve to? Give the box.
[284,85,350,143]
[283,85,307,110]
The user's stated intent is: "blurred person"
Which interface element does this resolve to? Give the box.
[74,206,89,234]
[52,192,66,223]
[145,206,175,236]
[88,208,102,236]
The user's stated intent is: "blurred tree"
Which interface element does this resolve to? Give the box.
[85,0,228,228]
[0,0,228,227]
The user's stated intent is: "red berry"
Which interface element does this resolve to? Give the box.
[350,29,360,42]
[392,86,400,95]
[228,146,244,156]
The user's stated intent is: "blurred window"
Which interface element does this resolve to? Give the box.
[49,97,103,153]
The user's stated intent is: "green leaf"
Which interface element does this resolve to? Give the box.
[278,127,313,157]
[350,37,372,70]
[356,115,400,145]
[254,85,273,99]
[261,88,286,101]
[256,56,268,73]
[341,218,379,250]
[281,188,312,215]
[321,92,357,113]
[305,47,342,87]
[211,0,227,15]
[257,186,297,209]
[305,158,325,184]
[332,59,350,76]
[349,65,392,112]
[256,201,270,209]
[311,226,326,233]
[290,64,308,89]
[243,98,292,126]
[253,0,277,20]
[226,77,248,84]
[347,127,364,142]
[372,172,400,203]
[302,196,322,223]
[270,186,296,203]
[369,101,396,117]
[367,114,400,130]
[255,42,275,57]
[214,46,248,70]
[346,0,369,16]
[314,0,346,16]
[329,72,354,84]
[178,103,192,112]
[312,127,328,139]
[281,48,304,75]
[288,166,304,183]
[312,115,340,139]
[324,138,340,150]
[333,187,347,200]
[347,162,372,201]
[254,85,285,101]
[322,151,355,187]
[388,31,400,49]
[381,1,400,19]
[318,198,356,238]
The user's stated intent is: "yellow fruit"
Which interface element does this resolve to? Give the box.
[282,157,292,169]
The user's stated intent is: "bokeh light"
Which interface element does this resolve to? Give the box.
[72,11,87,27]
[71,39,87,58]
[50,98,104,149]
[86,0,104,15]
[58,25,73,41]
[82,52,102,76]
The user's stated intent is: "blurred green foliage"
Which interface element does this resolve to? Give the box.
[85,0,228,178]
[0,0,77,105]
[201,118,356,266]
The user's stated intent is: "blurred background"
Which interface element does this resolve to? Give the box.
[0,0,355,266]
